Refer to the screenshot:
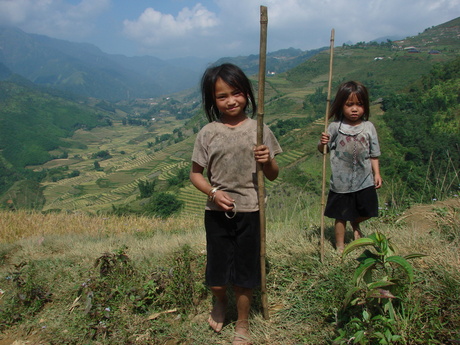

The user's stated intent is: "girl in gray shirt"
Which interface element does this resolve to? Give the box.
[190,63,282,344]
[318,81,382,253]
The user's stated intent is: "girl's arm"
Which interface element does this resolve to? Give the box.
[254,145,279,181]
[189,162,235,211]
[318,132,330,153]
[371,157,383,189]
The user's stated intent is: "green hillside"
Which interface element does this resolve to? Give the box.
[0,80,116,196]
[0,81,114,165]
[0,17,459,214]
[0,27,197,101]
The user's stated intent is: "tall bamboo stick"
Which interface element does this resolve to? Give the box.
[320,29,335,263]
[257,5,269,320]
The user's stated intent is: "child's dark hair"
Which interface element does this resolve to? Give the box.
[201,63,257,122]
[329,81,370,121]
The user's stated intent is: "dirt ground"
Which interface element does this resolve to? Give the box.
[394,197,459,234]
[0,197,458,345]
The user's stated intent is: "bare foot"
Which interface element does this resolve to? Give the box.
[352,220,366,240]
[233,321,251,345]
[207,298,227,332]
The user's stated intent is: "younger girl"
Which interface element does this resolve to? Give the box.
[190,63,282,344]
[318,81,382,253]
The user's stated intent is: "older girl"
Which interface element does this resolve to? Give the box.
[191,63,282,344]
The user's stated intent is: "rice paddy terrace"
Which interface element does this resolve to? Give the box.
[39,120,307,215]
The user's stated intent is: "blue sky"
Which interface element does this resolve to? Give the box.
[0,0,458,60]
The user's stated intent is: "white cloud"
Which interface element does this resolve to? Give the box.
[123,4,218,46]
[208,0,460,53]
[0,0,110,39]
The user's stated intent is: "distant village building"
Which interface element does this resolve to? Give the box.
[374,57,384,60]
[404,46,420,53]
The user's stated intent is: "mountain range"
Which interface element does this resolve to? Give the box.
[2,16,459,103]
[0,26,330,102]
[0,26,198,101]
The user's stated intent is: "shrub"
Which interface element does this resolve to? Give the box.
[144,192,183,218]
[0,262,52,331]
[138,179,156,199]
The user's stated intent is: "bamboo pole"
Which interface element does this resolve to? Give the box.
[257,5,269,320]
[320,29,335,263]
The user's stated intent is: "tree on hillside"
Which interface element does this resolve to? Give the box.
[91,150,112,160]
[303,87,327,117]
[382,58,460,200]
[167,166,190,188]
[138,179,156,199]
[93,161,103,171]
[144,192,183,218]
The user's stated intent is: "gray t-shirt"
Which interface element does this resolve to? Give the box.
[192,118,282,212]
[327,120,380,193]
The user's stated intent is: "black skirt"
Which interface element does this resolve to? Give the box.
[324,186,378,221]
[204,210,261,289]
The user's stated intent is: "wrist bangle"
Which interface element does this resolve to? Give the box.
[208,187,218,202]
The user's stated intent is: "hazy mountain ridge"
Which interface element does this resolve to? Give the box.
[0,26,330,101]
[212,47,329,75]
[0,27,197,101]
[0,16,459,102]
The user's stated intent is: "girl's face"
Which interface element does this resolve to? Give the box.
[342,93,365,125]
[214,77,247,123]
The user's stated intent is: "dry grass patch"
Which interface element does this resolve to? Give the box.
[0,198,459,344]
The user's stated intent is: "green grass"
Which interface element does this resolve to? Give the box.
[0,194,459,344]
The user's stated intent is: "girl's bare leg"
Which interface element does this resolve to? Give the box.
[233,286,253,345]
[334,219,347,253]
[208,286,228,332]
[351,217,369,240]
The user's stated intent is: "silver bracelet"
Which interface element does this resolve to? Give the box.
[207,187,218,202]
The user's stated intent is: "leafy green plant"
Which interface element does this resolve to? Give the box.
[125,245,206,317]
[334,232,426,344]
[0,262,52,330]
[71,246,140,341]
[335,310,403,345]
[94,246,133,277]
[164,244,207,311]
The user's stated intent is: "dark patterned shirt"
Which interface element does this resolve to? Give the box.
[327,121,380,193]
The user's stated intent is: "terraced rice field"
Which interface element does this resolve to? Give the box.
[42,134,196,213]
[41,116,306,216]
[178,149,304,215]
